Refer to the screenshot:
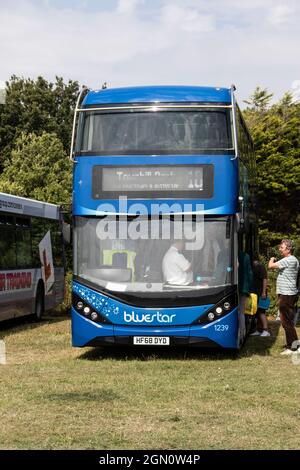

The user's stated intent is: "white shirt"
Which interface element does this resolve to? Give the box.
[162,246,193,286]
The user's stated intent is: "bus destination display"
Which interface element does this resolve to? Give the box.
[92,165,214,198]
[103,167,203,192]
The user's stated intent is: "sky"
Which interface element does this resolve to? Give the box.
[0,0,300,105]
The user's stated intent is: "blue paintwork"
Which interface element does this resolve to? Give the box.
[83,86,232,106]
[73,155,238,215]
[72,309,114,347]
[73,281,213,326]
[72,84,239,349]
[112,312,238,349]
[71,306,238,349]
[72,282,238,348]
[189,309,238,348]
[113,325,191,338]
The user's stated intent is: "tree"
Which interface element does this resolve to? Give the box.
[0,132,72,205]
[243,90,300,252]
[243,86,273,112]
[0,76,79,170]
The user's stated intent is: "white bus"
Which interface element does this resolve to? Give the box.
[0,192,66,321]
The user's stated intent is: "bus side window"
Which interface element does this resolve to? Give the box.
[0,228,17,270]
[31,217,45,268]
[16,229,32,269]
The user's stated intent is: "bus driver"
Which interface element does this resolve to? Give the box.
[162,240,193,286]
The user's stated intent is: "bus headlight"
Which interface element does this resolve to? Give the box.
[83,306,91,316]
[72,293,112,325]
[193,291,238,325]
[90,312,98,321]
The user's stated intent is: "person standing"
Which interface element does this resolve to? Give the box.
[268,239,299,355]
[250,253,270,337]
[238,250,253,343]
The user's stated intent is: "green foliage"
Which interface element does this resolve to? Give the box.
[243,87,300,253]
[0,75,79,171]
[0,132,72,205]
[0,76,299,261]
[243,86,273,112]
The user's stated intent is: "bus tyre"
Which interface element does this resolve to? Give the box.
[34,287,44,322]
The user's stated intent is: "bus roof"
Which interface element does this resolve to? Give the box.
[83,86,232,106]
[0,192,60,220]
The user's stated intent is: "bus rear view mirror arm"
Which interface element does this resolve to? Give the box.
[236,196,245,232]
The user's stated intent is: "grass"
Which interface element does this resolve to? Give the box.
[0,313,299,450]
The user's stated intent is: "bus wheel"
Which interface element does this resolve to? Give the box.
[34,287,44,322]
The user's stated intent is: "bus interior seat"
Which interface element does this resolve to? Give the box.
[112,252,128,269]
[101,249,137,281]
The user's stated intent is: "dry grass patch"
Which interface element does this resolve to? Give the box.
[0,314,299,449]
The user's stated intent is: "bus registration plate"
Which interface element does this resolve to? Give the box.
[133,336,170,346]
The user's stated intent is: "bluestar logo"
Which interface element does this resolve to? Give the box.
[124,311,176,323]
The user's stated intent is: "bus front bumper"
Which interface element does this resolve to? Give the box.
[71,308,239,349]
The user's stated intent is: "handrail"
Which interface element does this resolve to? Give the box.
[76,104,233,112]
[69,86,89,162]
[230,84,238,161]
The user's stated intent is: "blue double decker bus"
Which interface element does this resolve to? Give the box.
[70,85,256,349]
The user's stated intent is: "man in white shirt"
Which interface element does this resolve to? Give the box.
[162,240,193,286]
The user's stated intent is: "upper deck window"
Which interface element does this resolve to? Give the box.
[77,108,233,156]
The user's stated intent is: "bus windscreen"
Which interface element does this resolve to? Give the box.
[79,108,233,156]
